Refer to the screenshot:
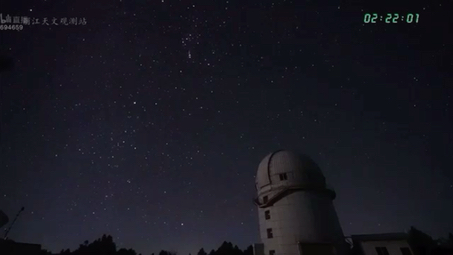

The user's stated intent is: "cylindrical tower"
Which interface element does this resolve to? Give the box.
[254,150,346,255]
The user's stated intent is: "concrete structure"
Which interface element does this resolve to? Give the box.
[253,150,347,255]
[254,243,265,255]
[351,233,414,255]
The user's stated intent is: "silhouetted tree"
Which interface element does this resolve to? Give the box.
[208,249,215,255]
[233,245,242,255]
[198,248,207,255]
[39,248,53,255]
[243,245,253,255]
[67,233,117,255]
[408,226,437,255]
[59,248,71,255]
[433,233,453,255]
[216,241,234,255]
[437,233,453,248]
[99,234,117,255]
[118,248,137,255]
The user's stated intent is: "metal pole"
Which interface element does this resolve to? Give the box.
[3,207,24,240]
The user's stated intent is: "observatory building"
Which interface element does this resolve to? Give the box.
[253,150,347,255]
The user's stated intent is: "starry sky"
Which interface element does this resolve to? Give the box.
[1,0,452,254]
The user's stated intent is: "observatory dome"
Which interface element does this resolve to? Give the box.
[254,150,346,255]
[255,150,327,192]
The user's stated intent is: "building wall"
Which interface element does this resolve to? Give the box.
[360,240,414,255]
[254,243,265,255]
[256,151,346,255]
[257,191,345,255]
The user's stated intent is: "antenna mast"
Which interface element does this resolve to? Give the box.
[3,207,24,240]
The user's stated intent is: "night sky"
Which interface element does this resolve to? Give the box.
[1,0,452,254]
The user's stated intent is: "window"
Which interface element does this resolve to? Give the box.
[269,250,275,255]
[267,228,273,238]
[265,210,270,220]
[400,248,412,255]
[263,196,268,203]
[376,247,389,255]
[279,173,288,180]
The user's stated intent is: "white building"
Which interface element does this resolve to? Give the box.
[350,233,414,255]
[254,150,348,255]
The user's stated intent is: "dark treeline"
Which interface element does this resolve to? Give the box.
[406,227,453,255]
[38,235,254,255]
[37,227,452,255]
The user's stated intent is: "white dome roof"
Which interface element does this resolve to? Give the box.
[255,150,327,190]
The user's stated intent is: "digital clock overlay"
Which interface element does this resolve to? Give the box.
[364,13,420,23]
